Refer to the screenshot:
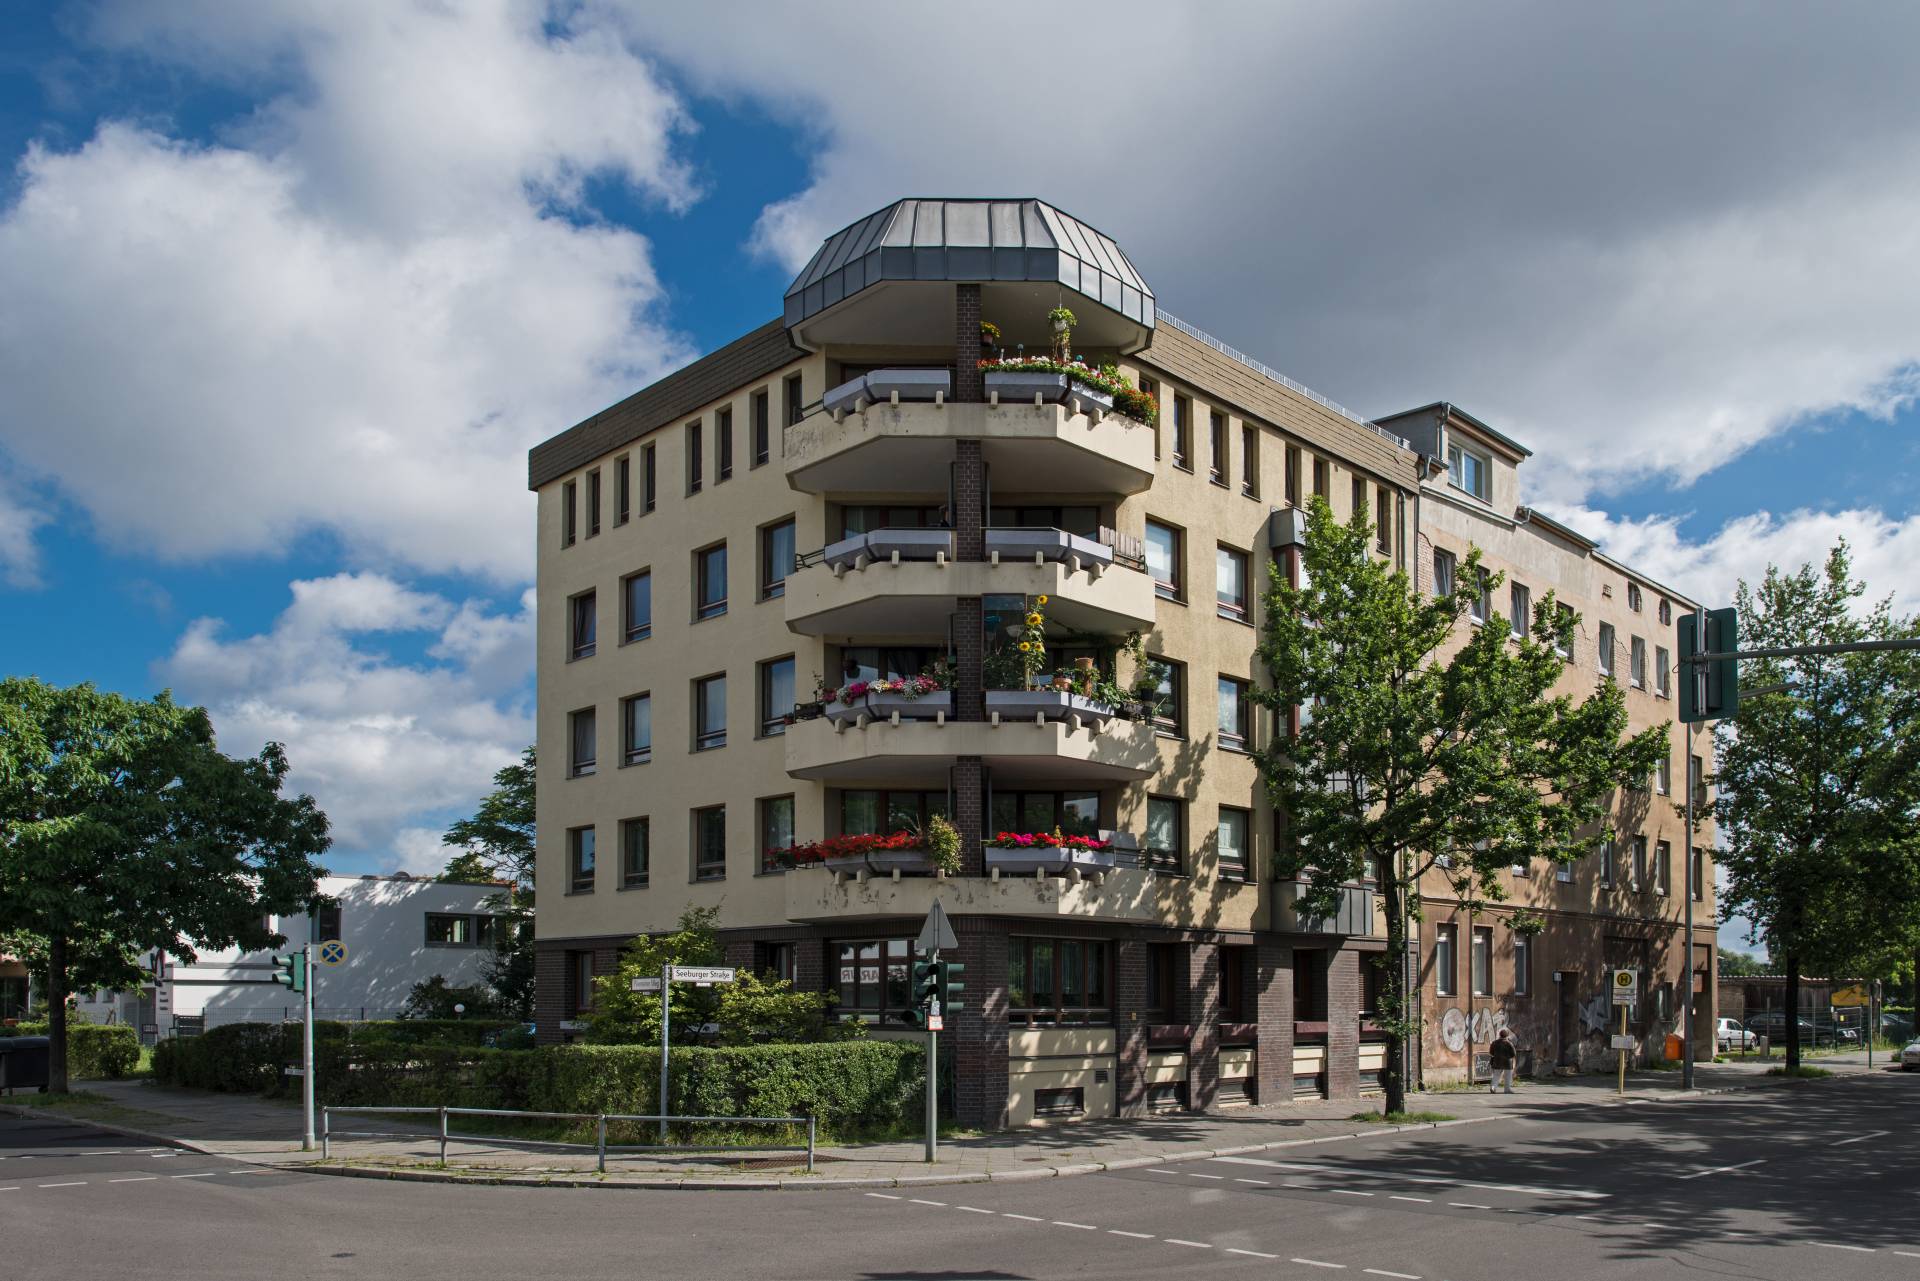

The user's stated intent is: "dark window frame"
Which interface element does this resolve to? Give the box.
[1008,936,1112,1026]
[693,673,727,752]
[760,518,796,600]
[1217,675,1251,751]
[1145,795,1186,873]
[642,442,656,514]
[620,691,651,766]
[561,479,577,548]
[586,468,601,537]
[614,454,630,525]
[1435,923,1458,996]
[759,655,796,737]
[686,419,703,494]
[567,825,596,894]
[622,569,651,644]
[425,913,483,947]
[758,795,795,874]
[1208,408,1229,486]
[784,372,805,426]
[568,589,597,661]
[831,937,920,1026]
[1216,543,1250,621]
[1240,423,1259,497]
[568,706,596,778]
[1171,393,1192,470]
[692,804,727,882]
[751,389,770,466]
[695,542,728,621]
[1471,925,1493,996]
[716,407,733,482]
[1218,805,1252,881]
[1149,655,1184,738]
[1145,519,1183,601]
[620,816,649,889]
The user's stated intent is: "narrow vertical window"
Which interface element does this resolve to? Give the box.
[1146,796,1185,873]
[621,817,649,888]
[716,408,733,482]
[1217,676,1249,750]
[622,570,651,643]
[694,674,727,751]
[1656,645,1672,697]
[1218,807,1250,881]
[784,373,805,426]
[1514,934,1531,996]
[1149,657,1183,737]
[621,693,651,765]
[642,443,656,513]
[1471,926,1492,996]
[1435,924,1457,996]
[567,826,595,893]
[614,455,630,525]
[759,656,795,736]
[760,519,795,599]
[1630,636,1647,688]
[686,421,703,494]
[1285,444,1302,507]
[1313,456,1330,499]
[1433,549,1456,598]
[1510,583,1530,639]
[1208,409,1228,485]
[1215,545,1248,620]
[568,707,596,777]
[1171,394,1191,469]
[561,480,577,548]
[693,805,727,881]
[1351,475,1366,523]
[1600,838,1616,888]
[1240,424,1259,497]
[695,543,728,619]
[568,590,596,660]
[1145,520,1182,600]
[752,390,770,466]
[587,468,601,537]
[1376,484,1392,554]
[1598,623,1616,676]
[759,796,794,873]
[1655,840,1672,895]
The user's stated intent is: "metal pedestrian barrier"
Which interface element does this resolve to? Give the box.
[320,1105,815,1173]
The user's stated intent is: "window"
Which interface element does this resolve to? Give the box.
[1435,924,1457,996]
[760,519,796,600]
[1447,443,1490,501]
[1144,943,1177,1021]
[561,479,577,548]
[425,913,476,946]
[569,590,597,660]
[568,707,596,777]
[1631,835,1648,889]
[1470,570,1492,625]
[784,372,805,426]
[1285,444,1302,507]
[620,817,649,889]
[693,805,726,881]
[751,390,770,466]
[569,950,594,1015]
[1600,838,1616,888]
[1171,394,1191,469]
[1690,754,1707,808]
[1655,840,1672,895]
[1509,583,1530,639]
[1655,755,1671,795]
[989,790,1093,838]
[1218,807,1250,881]
[642,442,656,514]
[759,796,794,873]
[764,942,796,983]
[1514,934,1532,996]
[1209,409,1228,485]
[1008,937,1111,1025]
[1217,676,1250,751]
[314,902,342,942]
[586,468,601,537]
[695,543,728,620]
[1629,636,1647,688]
[1627,582,1643,612]
[759,656,795,736]
[1433,548,1455,598]
[1658,598,1672,626]
[1376,484,1392,555]
[1598,623,1616,677]
[1556,858,1574,884]
[686,420,702,494]
[1146,796,1185,872]
[567,825,595,893]
[1351,476,1366,524]
[1655,646,1671,697]
[716,407,733,482]
[1216,545,1249,620]
[694,674,727,751]
[1555,603,1574,658]
[855,789,954,837]
[614,454,630,525]
[1471,926,1493,996]
[1241,425,1259,497]
[833,938,919,1025]
[1313,456,1330,499]
[1692,846,1706,902]
[620,693,651,765]
[622,570,651,643]
[1033,1087,1085,1119]
[1145,520,1182,600]
[1149,656,1183,736]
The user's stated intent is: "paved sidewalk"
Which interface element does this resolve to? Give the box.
[8,1056,1871,1191]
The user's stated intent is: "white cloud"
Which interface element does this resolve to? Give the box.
[0,2,697,582]
[390,827,457,878]
[0,479,47,588]
[159,573,534,865]
[606,2,1920,503]
[1543,504,1920,616]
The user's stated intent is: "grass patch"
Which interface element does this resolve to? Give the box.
[1766,1065,1834,1079]
[1351,1110,1455,1125]
[1416,1079,1488,1094]
[0,1088,175,1131]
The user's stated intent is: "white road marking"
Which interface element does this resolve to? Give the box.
[0,1187,17,1192]
[1052,1221,1097,1230]
[109,1177,159,1184]
[1165,1239,1212,1249]
[1146,1168,1181,1176]
[1809,1243,1872,1253]
[1332,1189,1374,1197]
[1214,1156,1607,1200]
[1228,1248,1280,1259]
[1892,1251,1920,1259]
[1234,1178,1269,1186]
[1389,1195,1431,1203]
[1832,1130,1888,1146]
[1677,1159,1765,1180]
[957,1206,994,1214]
[1449,1203,1492,1210]
[170,1172,219,1179]
[864,1192,900,1200]
[1109,1230,1155,1239]
[1185,1172,1225,1180]
[1293,1258,1347,1269]
[81,1150,122,1156]
[1364,1271,1420,1279]
[1002,1213,1043,1222]
[908,1198,946,1206]
[38,1181,86,1188]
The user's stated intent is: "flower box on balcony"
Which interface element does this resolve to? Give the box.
[985,370,1069,404]
[984,527,1115,571]
[820,848,937,876]
[984,845,1119,876]
[824,368,951,417]
[1064,382,1114,415]
[985,688,1115,728]
[824,690,951,724]
[822,527,953,571]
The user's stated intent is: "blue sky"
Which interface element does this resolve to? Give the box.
[5,4,1917,961]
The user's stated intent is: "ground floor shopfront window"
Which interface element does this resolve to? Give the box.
[1008,937,1110,1026]
[833,938,919,1025]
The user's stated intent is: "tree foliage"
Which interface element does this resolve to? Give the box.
[439,745,535,1019]
[1712,541,1920,1065]
[0,678,330,1090]
[1255,499,1666,1112]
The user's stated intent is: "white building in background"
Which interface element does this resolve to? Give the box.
[77,874,507,1040]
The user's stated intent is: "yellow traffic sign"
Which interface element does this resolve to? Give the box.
[316,939,348,966]
[1830,983,1868,1008]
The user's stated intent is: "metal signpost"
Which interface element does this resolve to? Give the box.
[1611,968,1637,1094]
[302,942,316,1150]
[916,902,959,1163]
[655,965,736,1142]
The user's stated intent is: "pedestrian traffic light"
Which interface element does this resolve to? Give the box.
[1677,607,1740,724]
[273,952,306,993]
[939,960,965,1014]
[905,959,940,1027]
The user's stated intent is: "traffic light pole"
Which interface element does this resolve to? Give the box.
[302,941,316,1151]
[1682,608,1702,1092]
[924,948,939,1165]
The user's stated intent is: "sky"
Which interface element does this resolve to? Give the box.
[4,3,1917,957]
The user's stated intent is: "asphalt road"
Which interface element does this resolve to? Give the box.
[4,1070,1916,1280]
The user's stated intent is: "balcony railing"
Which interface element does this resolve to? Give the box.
[795,526,1144,576]
[1274,880,1377,936]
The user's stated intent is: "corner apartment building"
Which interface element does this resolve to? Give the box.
[528,198,1713,1127]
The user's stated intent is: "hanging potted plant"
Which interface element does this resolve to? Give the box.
[1047,305,1076,363]
[979,319,1001,355]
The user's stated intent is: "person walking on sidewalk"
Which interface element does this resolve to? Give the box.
[1488,1029,1517,1093]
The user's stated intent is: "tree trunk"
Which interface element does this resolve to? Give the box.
[47,932,69,1095]
[1783,954,1801,1072]
[1382,872,1408,1117]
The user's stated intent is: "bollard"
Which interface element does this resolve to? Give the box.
[321,1108,330,1160]
[438,1105,448,1166]
[596,1116,607,1174]
[806,1114,816,1174]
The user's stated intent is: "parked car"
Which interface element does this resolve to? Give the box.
[1901,1039,1920,1072]
[1744,1011,1813,1042]
[1716,1017,1757,1051]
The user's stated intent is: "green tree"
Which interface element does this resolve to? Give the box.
[1712,542,1920,1069]
[0,679,330,1091]
[1255,499,1666,1115]
[440,746,535,1019]
[586,906,849,1046]
[1717,947,1771,977]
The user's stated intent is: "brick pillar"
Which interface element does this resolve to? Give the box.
[1114,940,1151,1117]
[795,935,826,994]
[953,757,985,876]
[534,941,568,1045]
[1180,941,1221,1111]
[954,283,982,403]
[952,920,1009,1130]
[723,938,754,971]
[1325,947,1362,1099]
[1254,939,1295,1104]
[954,440,985,562]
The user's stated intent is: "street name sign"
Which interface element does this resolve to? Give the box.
[629,976,663,993]
[668,966,737,985]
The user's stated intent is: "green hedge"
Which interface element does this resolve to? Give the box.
[151,1024,924,1139]
[0,1022,141,1080]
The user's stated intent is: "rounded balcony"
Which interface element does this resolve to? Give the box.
[783,702,1158,787]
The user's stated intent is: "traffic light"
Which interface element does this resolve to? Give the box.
[905,959,939,1027]
[938,960,965,1014]
[273,952,306,993]
[1677,607,1740,724]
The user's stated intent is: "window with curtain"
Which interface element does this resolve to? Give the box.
[1008,938,1110,1025]
[760,520,796,599]
[1471,926,1493,996]
[1146,796,1184,872]
[620,817,648,888]
[1435,924,1457,995]
[1145,520,1181,599]
[1217,677,1249,751]
[1218,807,1250,881]
[1216,545,1248,620]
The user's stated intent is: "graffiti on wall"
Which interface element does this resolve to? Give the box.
[1438,1005,1512,1052]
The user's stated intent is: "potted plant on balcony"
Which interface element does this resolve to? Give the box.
[980,319,1000,355]
[984,828,1119,876]
[1048,305,1076,362]
[822,667,953,724]
[773,829,937,875]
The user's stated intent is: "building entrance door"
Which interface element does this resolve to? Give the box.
[1557,973,1580,1066]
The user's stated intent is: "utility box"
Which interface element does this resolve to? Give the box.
[0,1036,51,1093]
